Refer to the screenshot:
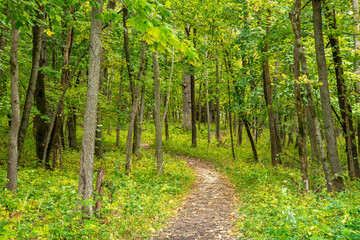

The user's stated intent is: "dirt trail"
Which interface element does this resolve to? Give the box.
[152,155,239,239]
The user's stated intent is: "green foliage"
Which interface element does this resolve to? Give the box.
[163,125,360,239]
[0,130,195,239]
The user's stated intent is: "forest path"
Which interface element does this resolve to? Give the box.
[152,155,239,239]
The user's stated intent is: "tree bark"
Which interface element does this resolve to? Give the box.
[182,26,192,131]
[115,69,124,147]
[205,49,211,144]
[0,9,9,98]
[326,8,359,178]
[124,41,146,174]
[153,51,164,174]
[191,28,197,148]
[7,20,20,192]
[78,0,103,217]
[290,0,309,193]
[353,0,360,161]
[262,10,282,167]
[237,118,243,146]
[34,36,49,164]
[312,0,343,191]
[17,6,45,162]
[94,167,105,218]
[243,117,258,162]
[215,47,221,142]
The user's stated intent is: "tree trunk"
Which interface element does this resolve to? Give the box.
[215,47,221,142]
[78,0,103,217]
[312,0,343,191]
[17,7,45,162]
[115,68,124,146]
[237,118,243,146]
[353,0,360,161]
[7,20,20,192]
[153,51,164,174]
[135,86,146,155]
[326,8,359,178]
[124,41,146,174]
[95,113,103,158]
[243,117,258,162]
[262,11,282,166]
[34,36,49,163]
[205,49,211,144]
[162,46,174,141]
[191,29,197,148]
[94,167,105,218]
[0,9,9,98]
[182,26,192,131]
[290,1,309,193]
[198,81,202,130]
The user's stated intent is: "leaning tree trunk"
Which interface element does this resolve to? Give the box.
[78,0,103,217]
[312,0,343,191]
[243,117,258,162]
[17,7,45,162]
[7,20,20,192]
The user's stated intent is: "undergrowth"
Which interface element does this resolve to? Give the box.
[0,128,195,239]
[163,124,360,240]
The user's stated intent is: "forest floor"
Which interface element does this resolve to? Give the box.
[151,155,239,239]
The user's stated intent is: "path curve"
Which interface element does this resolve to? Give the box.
[152,155,239,239]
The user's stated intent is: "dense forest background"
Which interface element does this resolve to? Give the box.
[0,0,360,238]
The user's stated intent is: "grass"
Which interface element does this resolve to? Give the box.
[0,126,195,239]
[163,123,360,240]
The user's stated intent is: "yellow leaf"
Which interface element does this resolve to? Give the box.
[44,29,55,36]
[318,82,324,86]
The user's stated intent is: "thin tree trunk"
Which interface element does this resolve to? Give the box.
[198,82,202,131]
[34,37,49,163]
[228,82,235,160]
[153,51,164,174]
[78,0,103,217]
[17,7,45,161]
[205,47,211,144]
[7,20,20,192]
[115,67,124,146]
[353,0,360,160]
[262,10,282,166]
[289,0,332,191]
[124,41,146,174]
[136,86,146,155]
[312,0,343,191]
[215,47,221,142]
[191,29,197,148]
[182,26,191,131]
[237,118,243,146]
[161,46,174,133]
[326,8,359,178]
[290,1,309,193]
[0,9,9,98]
[94,167,105,219]
[243,117,258,162]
